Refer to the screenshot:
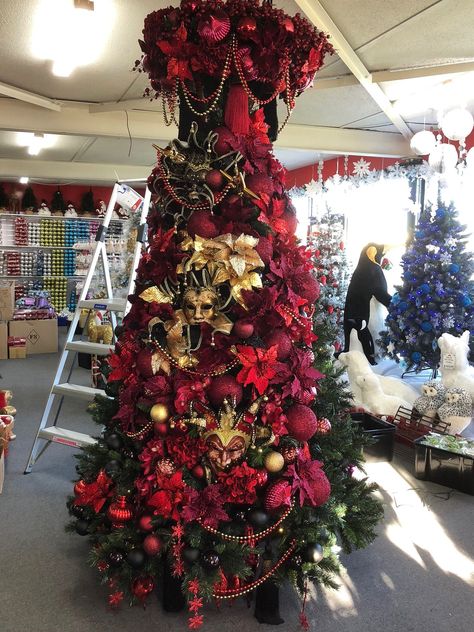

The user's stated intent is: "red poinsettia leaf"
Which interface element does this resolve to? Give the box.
[157,39,173,55]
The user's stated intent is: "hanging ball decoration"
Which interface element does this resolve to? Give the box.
[75,519,90,536]
[315,417,332,434]
[428,143,458,173]
[107,495,133,528]
[108,550,125,567]
[302,543,324,564]
[280,445,298,465]
[104,460,121,477]
[233,320,255,339]
[285,404,318,442]
[440,107,474,141]
[398,301,408,312]
[248,508,270,528]
[138,514,154,533]
[191,464,205,479]
[449,263,460,274]
[182,546,201,564]
[411,351,422,363]
[419,283,430,295]
[70,504,85,519]
[256,469,268,487]
[186,209,219,239]
[461,295,472,307]
[205,168,225,191]
[264,450,285,473]
[126,548,147,569]
[208,375,243,407]
[264,329,293,360]
[201,550,221,570]
[264,479,292,513]
[255,236,274,265]
[143,534,162,557]
[136,348,156,378]
[105,433,122,451]
[213,126,237,156]
[154,422,168,436]
[409,130,436,156]
[132,576,155,602]
[150,403,169,423]
[420,321,433,332]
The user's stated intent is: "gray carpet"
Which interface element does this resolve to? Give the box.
[1,331,473,632]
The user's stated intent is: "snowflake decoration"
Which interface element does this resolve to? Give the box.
[305,179,323,196]
[445,237,456,248]
[352,158,372,177]
[439,252,452,264]
[435,281,444,293]
[406,333,417,345]
[443,315,455,329]
[426,244,440,254]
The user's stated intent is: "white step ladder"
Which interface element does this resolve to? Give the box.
[25,179,151,473]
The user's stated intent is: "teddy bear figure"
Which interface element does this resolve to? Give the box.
[413,380,447,419]
[437,387,473,435]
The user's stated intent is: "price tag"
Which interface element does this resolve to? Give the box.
[442,353,456,369]
[117,184,143,212]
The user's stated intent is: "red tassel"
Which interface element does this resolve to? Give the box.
[225,84,250,135]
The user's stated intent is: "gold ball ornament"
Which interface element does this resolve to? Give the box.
[264,451,285,473]
[150,403,169,423]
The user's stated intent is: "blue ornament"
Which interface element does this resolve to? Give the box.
[449,263,460,274]
[420,321,433,332]
[398,301,408,312]
[392,293,400,305]
[436,208,446,219]
[411,351,422,362]
[419,283,430,294]
[462,295,472,307]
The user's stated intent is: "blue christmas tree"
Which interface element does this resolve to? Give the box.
[380,202,474,371]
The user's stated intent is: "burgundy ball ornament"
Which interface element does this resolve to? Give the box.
[233,320,254,339]
[187,210,219,239]
[315,417,332,434]
[208,375,243,407]
[154,421,168,436]
[214,127,236,156]
[192,464,205,479]
[143,534,162,557]
[205,169,225,191]
[285,404,317,442]
[132,575,155,602]
[265,329,292,360]
[264,479,292,513]
[138,514,154,533]
[293,272,320,303]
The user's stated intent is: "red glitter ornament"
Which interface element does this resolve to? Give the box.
[285,404,317,442]
[136,348,158,378]
[187,210,219,238]
[156,458,177,476]
[132,576,155,603]
[315,417,332,434]
[107,496,133,529]
[293,271,320,303]
[264,329,292,360]
[143,534,162,557]
[280,445,298,465]
[213,127,236,156]
[205,169,225,191]
[197,10,231,44]
[233,320,254,339]
[138,514,154,532]
[154,421,168,436]
[192,464,205,479]
[255,236,273,265]
[264,479,292,513]
[208,375,243,407]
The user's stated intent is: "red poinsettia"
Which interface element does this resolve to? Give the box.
[165,435,208,470]
[219,461,259,505]
[285,452,331,507]
[181,483,230,528]
[73,470,113,513]
[236,344,281,395]
[147,470,186,521]
[174,376,211,415]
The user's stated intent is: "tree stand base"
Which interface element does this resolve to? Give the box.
[162,560,186,613]
[254,581,284,625]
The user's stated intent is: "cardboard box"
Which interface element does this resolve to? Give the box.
[0,282,15,321]
[8,319,58,354]
[0,322,7,360]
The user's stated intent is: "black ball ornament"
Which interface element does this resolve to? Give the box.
[126,548,146,569]
[70,504,85,519]
[104,460,121,476]
[248,509,269,528]
[105,433,122,451]
[108,550,125,567]
[75,519,90,536]
[182,547,200,564]
[302,543,324,564]
[201,550,220,569]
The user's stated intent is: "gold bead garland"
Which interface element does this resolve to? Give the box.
[198,503,293,543]
[212,539,297,599]
[124,420,154,438]
[151,339,239,378]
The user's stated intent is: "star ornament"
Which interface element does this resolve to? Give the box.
[387,341,395,354]
[352,158,372,177]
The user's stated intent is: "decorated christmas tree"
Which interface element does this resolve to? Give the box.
[51,187,66,212]
[380,201,474,371]
[67,1,382,626]
[309,209,349,353]
[22,186,37,211]
[80,189,95,215]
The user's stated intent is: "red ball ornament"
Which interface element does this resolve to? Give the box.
[192,464,205,479]
[132,575,155,602]
[153,421,168,436]
[304,469,331,507]
[143,535,162,557]
[107,496,133,529]
[327,305,334,315]
[187,210,219,239]
[233,320,254,339]
[245,174,274,196]
[286,404,317,442]
[237,16,257,38]
[293,272,320,303]
[264,480,292,513]
[214,127,236,156]
[208,375,243,408]
[315,417,332,434]
[205,169,225,191]
[265,329,292,360]
[138,515,154,533]
[280,445,298,465]
[319,275,327,285]
[255,236,273,265]
[283,210,298,235]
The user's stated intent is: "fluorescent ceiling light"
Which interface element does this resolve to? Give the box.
[393,73,474,118]
[19,177,29,184]
[31,0,115,77]
[16,132,57,150]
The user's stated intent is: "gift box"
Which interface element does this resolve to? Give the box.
[8,336,27,359]
[351,412,396,462]
[414,436,474,495]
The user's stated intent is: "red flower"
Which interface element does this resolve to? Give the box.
[165,435,207,469]
[219,462,258,505]
[181,483,230,528]
[147,471,185,520]
[285,452,331,507]
[108,591,124,608]
[174,376,210,414]
[107,352,128,382]
[188,614,204,629]
[73,470,113,513]
[189,596,203,613]
[236,345,280,395]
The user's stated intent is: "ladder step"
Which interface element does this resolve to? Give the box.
[38,427,97,448]
[78,298,127,312]
[66,340,114,355]
[52,383,107,400]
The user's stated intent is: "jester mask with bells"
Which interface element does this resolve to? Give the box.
[184,397,273,475]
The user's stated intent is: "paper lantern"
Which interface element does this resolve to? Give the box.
[410,130,436,156]
[428,143,458,173]
[440,108,474,141]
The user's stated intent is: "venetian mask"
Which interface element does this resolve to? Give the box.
[182,287,219,325]
[205,434,247,472]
